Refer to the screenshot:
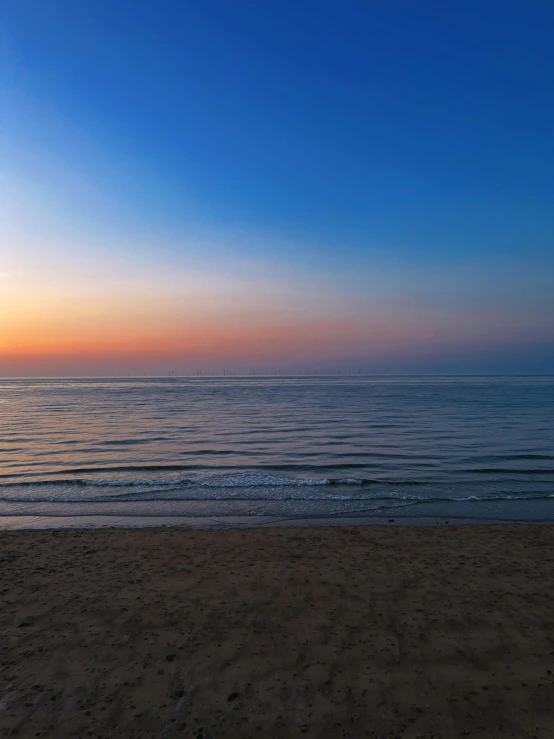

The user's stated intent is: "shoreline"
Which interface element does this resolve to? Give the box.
[1,524,553,738]
[1,513,553,530]
[1,495,553,530]
[1,514,554,530]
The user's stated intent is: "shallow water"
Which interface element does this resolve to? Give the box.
[1,376,553,527]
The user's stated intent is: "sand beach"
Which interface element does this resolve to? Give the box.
[1,524,553,738]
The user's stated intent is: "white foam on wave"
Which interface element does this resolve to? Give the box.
[196,472,330,487]
[2,472,338,492]
[82,478,180,487]
[80,473,367,488]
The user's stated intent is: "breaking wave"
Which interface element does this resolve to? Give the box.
[0,472,553,506]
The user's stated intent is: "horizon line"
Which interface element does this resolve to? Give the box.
[2,373,553,380]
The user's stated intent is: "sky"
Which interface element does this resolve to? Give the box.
[2,0,554,376]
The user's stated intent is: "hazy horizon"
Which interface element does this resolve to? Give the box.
[3,371,554,380]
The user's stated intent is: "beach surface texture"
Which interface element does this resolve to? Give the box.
[1,525,553,738]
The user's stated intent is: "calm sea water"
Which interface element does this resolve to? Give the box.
[1,376,553,528]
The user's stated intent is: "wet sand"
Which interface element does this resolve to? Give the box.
[1,525,553,738]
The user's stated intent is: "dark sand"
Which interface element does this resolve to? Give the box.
[1,525,553,738]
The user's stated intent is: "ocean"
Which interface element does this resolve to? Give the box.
[1,375,553,528]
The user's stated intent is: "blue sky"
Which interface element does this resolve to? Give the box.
[2,0,554,374]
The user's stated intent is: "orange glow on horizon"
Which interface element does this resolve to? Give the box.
[1,314,392,359]
[3,273,551,376]
[1,278,405,362]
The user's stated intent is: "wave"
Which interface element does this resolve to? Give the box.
[465,454,554,462]
[470,468,554,475]
[0,472,429,489]
[0,492,552,507]
[0,467,553,506]
[3,459,552,484]
[96,437,170,446]
[0,464,387,480]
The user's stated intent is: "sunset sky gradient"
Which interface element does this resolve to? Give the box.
[3,0,554,375]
